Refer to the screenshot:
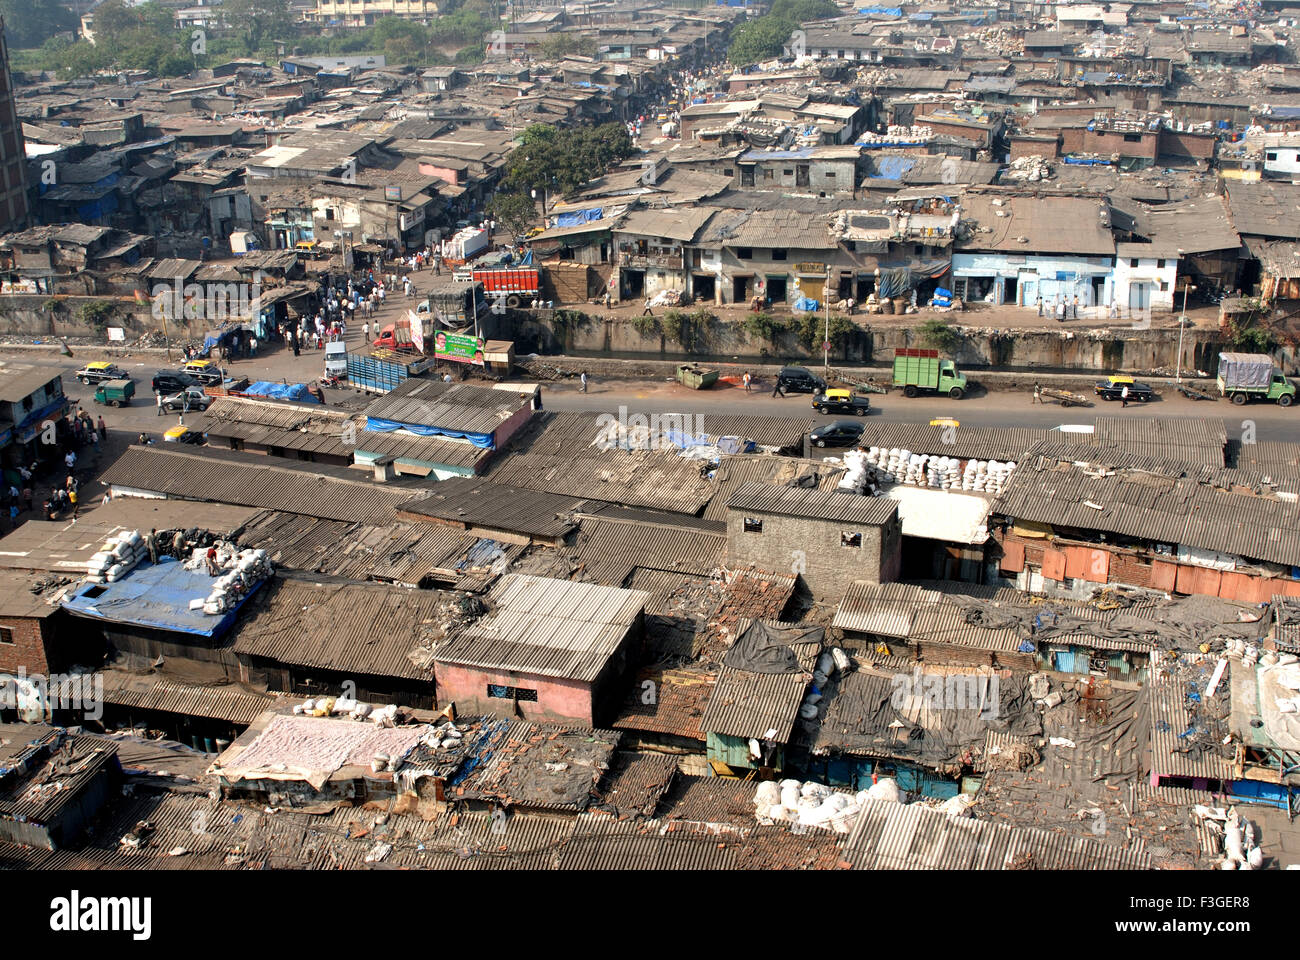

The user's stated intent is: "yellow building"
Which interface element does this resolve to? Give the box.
[312,0,440,26]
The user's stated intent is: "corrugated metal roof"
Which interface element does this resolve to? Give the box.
[728,481,898,526]
[995,450,1300,567]
[435,574,649,682]
[702,456,844,523]
[97,673,274,725]
[487,449,715,515]
[0,732,120,825]
[571,516,726,587]
[231,576,443,680]
[399,478,580,540]
[1148,672,1233,781]
[205,395,488,468]
[365,379,532,436]
[100,446,425,524]
[842,799,1151,869]
[700,629,818,741]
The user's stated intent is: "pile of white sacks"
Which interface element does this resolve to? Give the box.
[185,546,273,616]
[86,530,146,583]
[1196,805,1265,870]
[754,777,906,833]
[855,447,1017,494]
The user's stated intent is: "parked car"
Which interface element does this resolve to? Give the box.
[76,361,126,385]
[812,388,871,415]
[151,371,198,395]
[810,419,865,448]
[778,366,827,394]
[180,360,223,385]
[164,425,205,444]
[1094,377,1155,402]
[163,386,210,411]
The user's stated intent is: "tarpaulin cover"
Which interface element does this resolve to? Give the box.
[871,156,917,179]
[61,556,265,638]
[1064,154,1113,166]
[726,622,824,674]
[554,208,603,228]
[244,381,321,403]
[815,670,1040,766]
[366,416,494,449]
[518,249,533,266]
[793,296,820,312]
[1218,353,1272,390]
[877,267,913,298]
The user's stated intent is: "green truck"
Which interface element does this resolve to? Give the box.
[893,348,968,399]
[1217,352,1296,406]
[92,379,135,407]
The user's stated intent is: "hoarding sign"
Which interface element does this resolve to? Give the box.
[434,331,486,366]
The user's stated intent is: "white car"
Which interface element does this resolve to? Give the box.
[163,386,210,411]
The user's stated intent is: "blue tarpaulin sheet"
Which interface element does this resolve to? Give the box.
[858,139,927,150]
[554,208,603,228]
[1064,155,1112,166]
[519,249,533,266]
[244,381,321,403]
[793,296,820,312]
[871,156,917,179]
[857,5,903,14]
[366,417,495,449]
[61,558,265,638]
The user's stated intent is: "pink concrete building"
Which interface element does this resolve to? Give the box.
[433,574,649,727]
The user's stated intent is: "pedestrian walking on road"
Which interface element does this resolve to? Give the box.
[156,390,164,416]
[743,371,752,393]
[580,371,588,394]
[1121,384,1130,408]
[97,416,107,441]
[772,377,786,398]
[1036,296,1043,317]
[1032,382,1042,404]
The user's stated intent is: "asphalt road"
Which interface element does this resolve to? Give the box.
[31,341,1300,458]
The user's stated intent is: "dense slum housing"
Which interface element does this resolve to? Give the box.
[9,0,1300,874]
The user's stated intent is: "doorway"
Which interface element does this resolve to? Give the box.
[733,275,753,302]
[767,276,788,303]
[622,269,645,299]
[1129,281,1151,311]
[693,273,715,302]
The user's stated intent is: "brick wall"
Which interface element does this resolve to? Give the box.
[0,617,51,675]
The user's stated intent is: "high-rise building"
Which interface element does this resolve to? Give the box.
[0,19,29,235]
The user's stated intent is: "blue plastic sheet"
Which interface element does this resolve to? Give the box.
[553,208,603,228]
[366,417,494,449]
[244,381,320,403]
[793,296,820,312]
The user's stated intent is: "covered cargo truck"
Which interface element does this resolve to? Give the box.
[441,226,489,263]
[893,348,968,399]
[346,351,435,393]
[1217,352,1296,406]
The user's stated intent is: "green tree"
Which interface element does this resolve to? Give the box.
[503,122,634,196]
[488,191,539,242]
[726,16,796,67]
[0,0,77,49]
[222,0,293,54]
[768,0,838,21]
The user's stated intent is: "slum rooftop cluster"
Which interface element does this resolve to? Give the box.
[1,376,1298,868]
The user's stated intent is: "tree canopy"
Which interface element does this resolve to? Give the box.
[503,123,635,196]
[725,0,839,66]
[487,192,539,242]
[0,0,77,51]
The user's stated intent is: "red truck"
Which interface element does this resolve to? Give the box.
[454,267,541,308]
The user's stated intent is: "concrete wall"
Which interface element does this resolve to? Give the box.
[1113,256,1178,312]
[0,295,213,339]
[512,309,1230,372]
[726,508,900,600]
[434,661,595,726]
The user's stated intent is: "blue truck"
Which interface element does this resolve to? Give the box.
[345,351,436,393]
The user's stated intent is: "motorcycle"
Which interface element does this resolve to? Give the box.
[319,374,341,388]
